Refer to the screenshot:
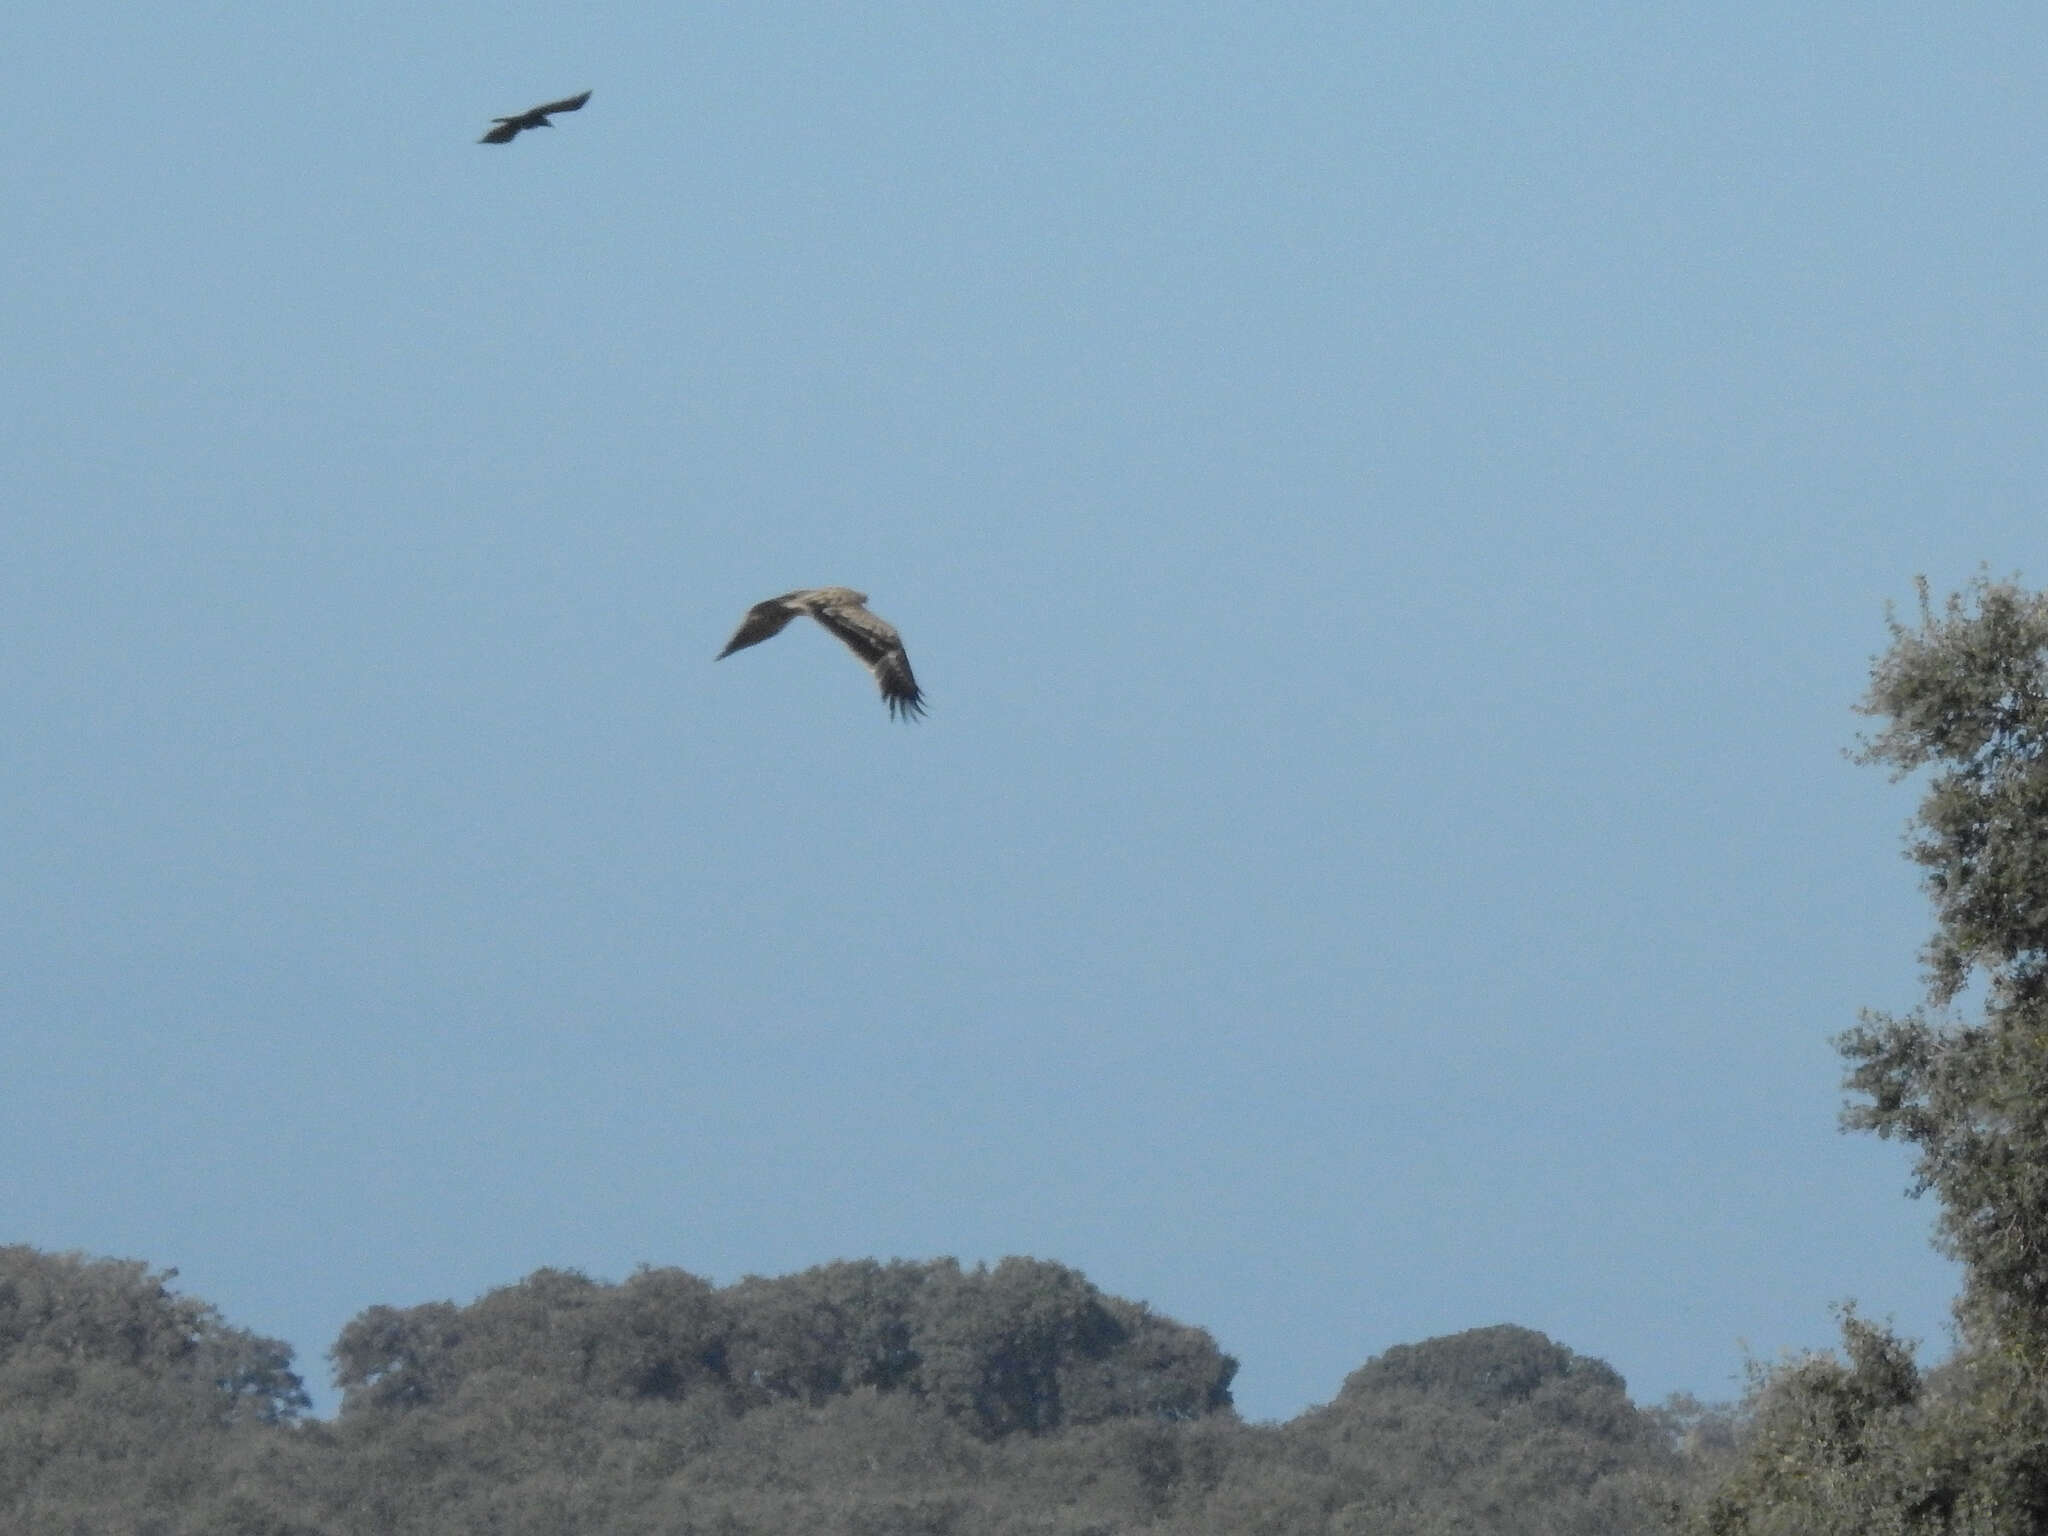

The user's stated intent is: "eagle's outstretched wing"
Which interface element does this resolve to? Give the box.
[530,90,592,118]
[716,587,927,721]
[717,595,805,658]
[808,596,925,720]
[479,89,592,143]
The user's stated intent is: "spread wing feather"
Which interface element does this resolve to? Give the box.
[811,600,926,720]
[532,90,592,117]
[716,596,803,658]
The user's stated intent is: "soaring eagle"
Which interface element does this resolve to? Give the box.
[717,588,927,720]
[479,90,592,144]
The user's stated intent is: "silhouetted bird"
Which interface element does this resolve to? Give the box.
[479,90,592,144]
[718,588,928,721]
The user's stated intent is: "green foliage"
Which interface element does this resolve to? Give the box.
[330,1300,467,1411]
[1843,576,2048,1363]
[1851,576,2048,1009]
[722,1259,921,1406]
[1690,1311,1981,1536]
[2,1246,1700,1534]
[907,1257,1234,1435]
[327,1255,1235,1444]
[1850,575,2048,1395]
[0,1247,314,1534]
[1701,574,2048,1532]
[1338,1324,1602,1410]
[1286,1324,1684,1536]
[0,1245,306,1426]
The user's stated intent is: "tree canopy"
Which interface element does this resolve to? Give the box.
[1,1247,1695,1535]
[1702,575,2048,1534]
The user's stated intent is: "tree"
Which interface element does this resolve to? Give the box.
[1702,574,2048,1533]
[1843,575,2048,1370]
[909,1257,1235,1437]
[0,1246,306,1425]
[1692,1309,1938,1536]
[721,1259,922,1406]
[0,1249,318,1535]
[1298,1325,1683,1536]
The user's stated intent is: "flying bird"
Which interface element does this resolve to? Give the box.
[479,90,592,144]
[717,588,927,720]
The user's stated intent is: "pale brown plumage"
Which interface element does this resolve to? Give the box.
[717,588,927,720]
[479,90,592,144]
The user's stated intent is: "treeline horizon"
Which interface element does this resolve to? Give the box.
[0,1240,1696,1426]
[0,1240,1727,1533]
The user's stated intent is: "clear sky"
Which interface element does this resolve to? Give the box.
[6,3,2040,1421]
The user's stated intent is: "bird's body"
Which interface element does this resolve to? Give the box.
[479,90,592,144]
[718,588,927,720]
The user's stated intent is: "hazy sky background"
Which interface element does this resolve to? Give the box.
[6,3,2041,1421]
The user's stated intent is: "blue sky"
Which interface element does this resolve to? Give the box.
[6,3,2041,1420]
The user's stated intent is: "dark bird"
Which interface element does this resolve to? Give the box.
[717,588,927,720]
[479,90,592,144]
